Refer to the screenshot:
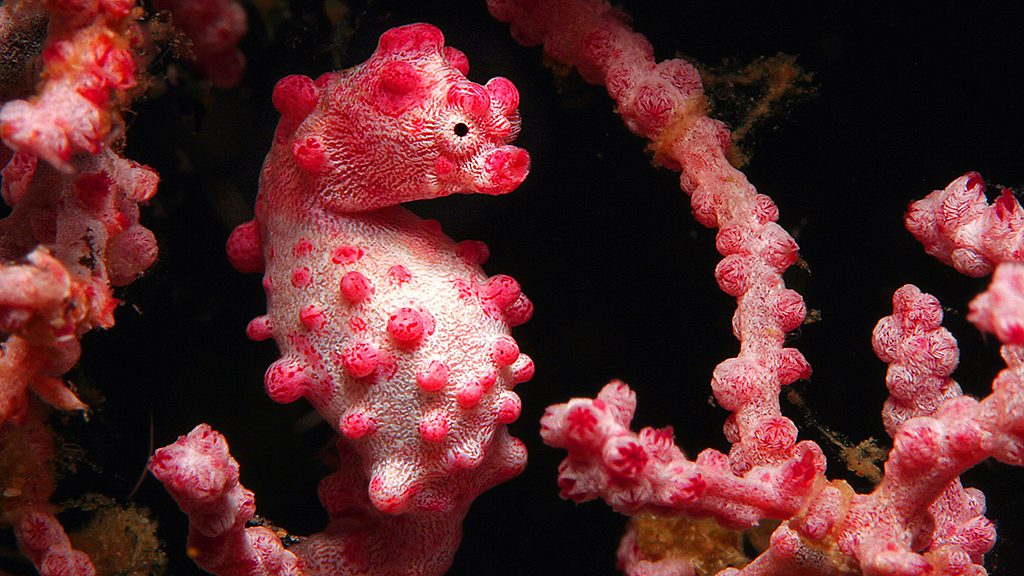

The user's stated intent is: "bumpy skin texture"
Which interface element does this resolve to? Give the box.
[155,23,532,576]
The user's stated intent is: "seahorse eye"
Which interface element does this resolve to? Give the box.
[453,123,470,137]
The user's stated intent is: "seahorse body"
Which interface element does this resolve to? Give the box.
[224,24,532,571]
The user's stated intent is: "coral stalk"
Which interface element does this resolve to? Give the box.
[491,1,1024,574]
[0,0,141,172]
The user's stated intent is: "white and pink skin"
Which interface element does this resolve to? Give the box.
[491,1,1024,575]
[151,23,533,576]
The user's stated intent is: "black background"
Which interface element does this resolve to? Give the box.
[6,1,1024,575]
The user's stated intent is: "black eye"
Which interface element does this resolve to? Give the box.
[453,123,469,137]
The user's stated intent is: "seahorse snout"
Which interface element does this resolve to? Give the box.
[475,145,530,195]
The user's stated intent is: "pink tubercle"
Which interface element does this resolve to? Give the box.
[479,146,530,195]
[416,360,450,392]
[511,354,535,385]
[246,315,274,341]
[292,137,326,173]
[442,45,470,75]
[330,244,364,264]
[456,240,490,265]
[272,74,319,120]
[419,411,450,443]
[340,271,373,303]
[299,304,326,332]
[491,335,520,366]
[435,155,455,176]
[292,238,314,258]
[264,357,311,404]
[479,274,521,310]
[485,76,520,115]
[496,393,522,424]
[341,341,379,378]
[505,294,533,326]
[340,410,377,440]
[226,220,264,273]
[377,22,444,56]
[456,383,484,409]
[291,266,312,288]
[388,264,412,284]
[447,82,491,117]
[421,219,443,235]
[475,371,498,391]
[367,473,422,515]
[387,307,426,345]
[374,60,426,117]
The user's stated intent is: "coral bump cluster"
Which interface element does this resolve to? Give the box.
[490,0,1024,575]
[150,23,534,576]
[1,1,246,574]
[0,1,156,574]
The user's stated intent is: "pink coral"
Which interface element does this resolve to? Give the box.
[4,3,1024,575]
[0,0,142,172]
[150,424,301,576]
[0,148,158,425]
[969,263,1024,344]
[155,0,247,87]
[154,23,532,576]
[490,0,1024,574]
[906,172,1024,277]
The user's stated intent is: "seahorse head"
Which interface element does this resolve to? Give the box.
[268,23,529,213]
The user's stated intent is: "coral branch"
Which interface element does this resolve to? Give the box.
[1,402,96,575]
[150,424,301,576]
[0,0,142,172]
[872,285,963,436]
[906,172,1024,277]
[968,263,1024,344]
[491,1,1024,575]
[542,381,819,530]
[0,148,158,425]
[15,508,96,576]
[872,285,992,572]
[155,0,247,87]
[489,0,813,477]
